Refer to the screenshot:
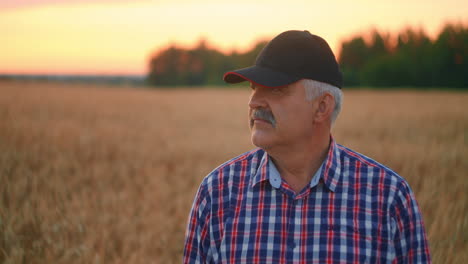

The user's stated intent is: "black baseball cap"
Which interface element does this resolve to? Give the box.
[223,30,343,89]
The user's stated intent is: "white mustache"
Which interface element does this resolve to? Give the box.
[251,108,276,127]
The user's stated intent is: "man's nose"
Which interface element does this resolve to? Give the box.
[248,90,267,109]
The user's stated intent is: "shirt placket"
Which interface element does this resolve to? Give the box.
[282,191,303,264]
[292,197,305,263]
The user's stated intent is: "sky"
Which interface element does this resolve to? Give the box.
[1,0,467,75]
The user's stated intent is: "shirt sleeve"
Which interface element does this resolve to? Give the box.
[391,180,431,263]
[183,177,211,264]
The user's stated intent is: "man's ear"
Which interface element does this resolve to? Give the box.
[313,93,335,124]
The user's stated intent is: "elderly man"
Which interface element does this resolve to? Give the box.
[183,30,431,263]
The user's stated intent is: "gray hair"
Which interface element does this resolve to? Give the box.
[301,79,343,124]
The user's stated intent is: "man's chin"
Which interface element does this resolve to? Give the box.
[251,133,274,150]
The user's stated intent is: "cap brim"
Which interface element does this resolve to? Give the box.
[223,65,301,88]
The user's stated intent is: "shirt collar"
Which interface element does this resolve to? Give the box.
[250,151,270,188]
[250,136,342,192]
[321,136,342,192]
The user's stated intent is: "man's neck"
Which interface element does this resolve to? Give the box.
[268,134,331,194]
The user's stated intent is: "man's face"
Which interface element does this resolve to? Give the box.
[248,81,317,150]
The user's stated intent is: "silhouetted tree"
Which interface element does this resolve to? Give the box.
[339,36,368,86]
[431,23,468,87]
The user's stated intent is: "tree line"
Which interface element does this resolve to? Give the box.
[147,40,267,87]
[340,23,467,88]
[147,23,467,89]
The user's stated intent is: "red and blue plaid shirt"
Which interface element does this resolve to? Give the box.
[184,138,431,263]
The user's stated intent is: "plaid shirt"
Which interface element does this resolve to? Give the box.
[184,138,431,263]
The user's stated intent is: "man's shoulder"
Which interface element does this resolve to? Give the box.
[334,143,420,209]
[336,143,403,182]
[200,148,265,189]
[213,148,265,172]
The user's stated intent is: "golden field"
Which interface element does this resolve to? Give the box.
[0,80,467,263]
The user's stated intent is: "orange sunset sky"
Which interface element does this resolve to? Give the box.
[1,0,467,75]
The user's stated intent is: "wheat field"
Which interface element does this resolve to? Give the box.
[0,80,467,263]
